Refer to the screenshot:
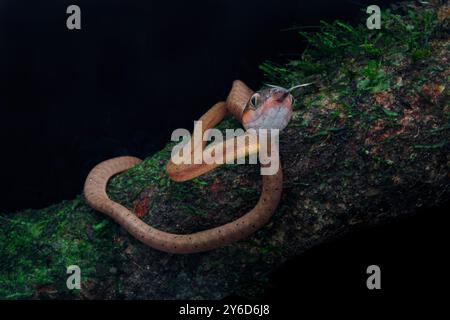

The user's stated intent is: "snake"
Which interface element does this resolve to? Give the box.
[84,80,307,254]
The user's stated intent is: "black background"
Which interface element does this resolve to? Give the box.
[0,0,447,302]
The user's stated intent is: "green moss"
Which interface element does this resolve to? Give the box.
[260,6,444,90]
[0,196,124,299]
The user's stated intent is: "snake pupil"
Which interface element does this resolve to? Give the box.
[250,95,258,107]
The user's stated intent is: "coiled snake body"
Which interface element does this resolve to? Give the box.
[84,80,296,253]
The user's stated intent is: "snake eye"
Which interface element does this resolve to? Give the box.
[249,94,259,108]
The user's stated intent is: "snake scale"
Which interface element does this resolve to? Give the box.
[84,80,300,254]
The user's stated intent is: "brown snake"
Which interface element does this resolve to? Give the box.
[84,80,304,253]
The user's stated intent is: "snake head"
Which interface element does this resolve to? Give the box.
[242,86,294,131]
[242,83,313,131]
